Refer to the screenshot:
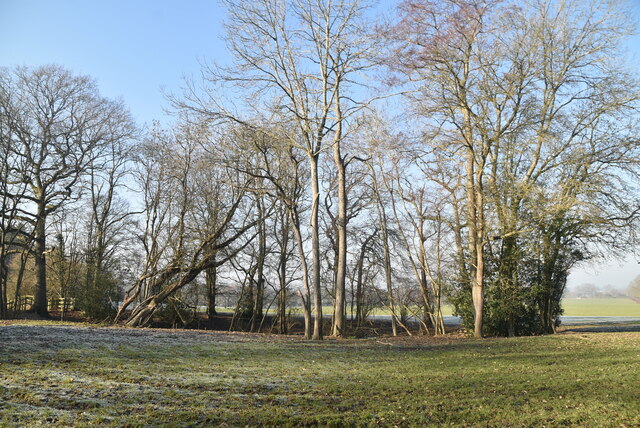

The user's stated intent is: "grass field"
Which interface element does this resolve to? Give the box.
[361,298,639,318]
[1,322,638,427]
[560,298,639,317]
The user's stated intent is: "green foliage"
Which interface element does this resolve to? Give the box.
[74,271,119,321]
[485,283,543,337]
[236,290,255,319]
[449,233,583,336]
[154,296,194,328]
[449,278,545,337]
[447,279,474,329]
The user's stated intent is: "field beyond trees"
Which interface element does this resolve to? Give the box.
[561,298,640,317]
[364,297,640,318]
[0,323,638,427]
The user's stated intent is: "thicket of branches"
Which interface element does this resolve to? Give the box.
[1,0,639,337]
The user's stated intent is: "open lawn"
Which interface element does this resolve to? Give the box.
[561,298,640,317]
[0,322,638,427]
[359,298,639,318]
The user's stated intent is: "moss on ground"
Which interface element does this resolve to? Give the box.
[0,323,638,427]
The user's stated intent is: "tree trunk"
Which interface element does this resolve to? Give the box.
[32,202,49,317]
[278,213,290,334]
[251,202,266,332]
[332,120,347,337]
[466,152,483,338]
[373,178,397,337]
[126,298,158,327]
[418,253,432,335]
[354,231,377,328]
[355,243,366,328]
[472,264,484,338]
[12,250,28,314]
[471,192,485,339]
[290,209,312,339]
[0,246,7,319]
[381,224,397,337]
[206,260,217,327]
[310,154,323,340]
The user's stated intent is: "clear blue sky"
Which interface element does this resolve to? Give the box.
[1,0,638,125]
[0,0,228,126]
[1,0,640,290]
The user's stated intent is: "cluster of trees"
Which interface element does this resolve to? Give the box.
[627,276,640,301]
[0,65,136,320]
[1,0,639,337]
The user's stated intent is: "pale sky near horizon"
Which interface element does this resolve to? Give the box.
[1,0,640,291]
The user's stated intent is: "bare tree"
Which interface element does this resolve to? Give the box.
[0,111,31,318]
[79,132,138,318]
[117,122,261,327]
[392,0,640,336]
[0,65,135,317]
[231,127,314,337]
[191,143,230,326]
[175,0,383,338]
[391,0,496,337]
[115,126,174,320]
[47,211,84,319]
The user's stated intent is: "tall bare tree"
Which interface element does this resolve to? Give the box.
[118,122,261,327]
[391,0,496,337]
[392,0,640,336]
[80,133,137,318]
[0,111,30,318]
[175,0,383,338]
[232,127,314,337]
[0,65,135,317]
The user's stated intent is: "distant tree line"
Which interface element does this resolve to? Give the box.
[626,275,640,301]
[564,283,629,299]
[2,0,639,337]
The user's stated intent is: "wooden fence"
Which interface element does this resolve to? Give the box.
[7,296,77,312]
